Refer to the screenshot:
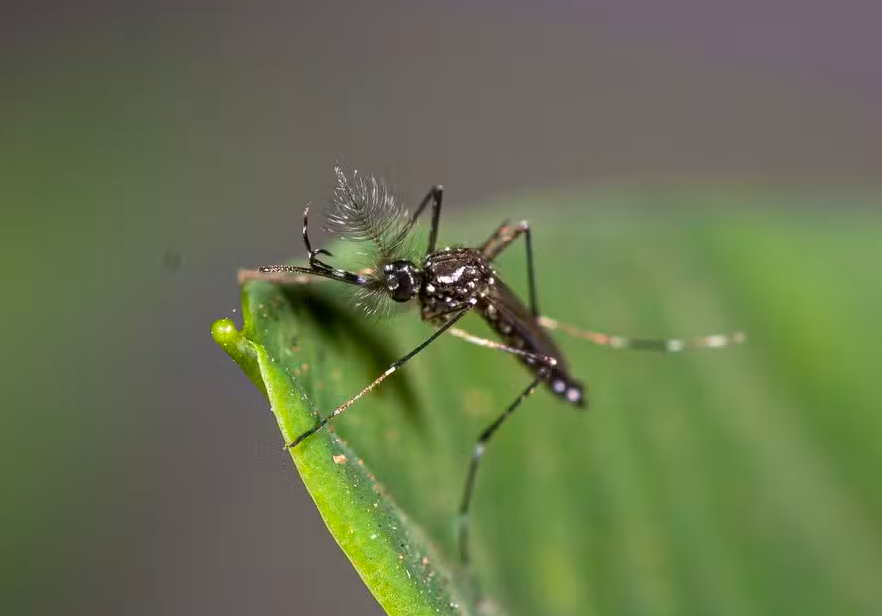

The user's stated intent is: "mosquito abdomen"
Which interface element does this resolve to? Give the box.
[478,291,587,409]
[547,369,586,408]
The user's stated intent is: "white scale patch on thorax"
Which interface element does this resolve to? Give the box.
[436,265,467,285]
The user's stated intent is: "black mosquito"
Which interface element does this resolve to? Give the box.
[240,165,745,569]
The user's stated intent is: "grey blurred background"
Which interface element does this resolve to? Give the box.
[2,1,880,614]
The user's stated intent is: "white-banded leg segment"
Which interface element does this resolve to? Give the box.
[447,327,558,368]
[237,267,375,286]
[238,269,313,285]
[458,371,546,568]
[241,205,371,287]
[285,300,477,449]
[538,316,747,352]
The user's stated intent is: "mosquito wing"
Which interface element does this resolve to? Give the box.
[484,277,572,375]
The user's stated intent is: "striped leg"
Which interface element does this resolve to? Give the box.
[237,267,375,286]
[238,269,314,285]
[538,315,746,352]
[479,220,539,318]
[447,327,558,368]
[285,301,476,449]
[459,371,547,568]
[445,326,561,568]
[238,204,371,287]
[477,219,510,254]
[407,185,445,254]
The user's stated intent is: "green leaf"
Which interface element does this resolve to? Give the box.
[213,194,882,616]
[212,286,479,616]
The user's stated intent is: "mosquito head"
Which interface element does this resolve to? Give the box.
[382,260,422,302]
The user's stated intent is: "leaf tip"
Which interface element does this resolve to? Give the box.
[211,317,251,364]
[211,318,239,346]
[212,317,266,392]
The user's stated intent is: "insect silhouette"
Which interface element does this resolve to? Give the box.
[240,165,745,570]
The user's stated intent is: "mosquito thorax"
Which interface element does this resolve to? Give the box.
[421,248,494,305]
[383,260,423,302]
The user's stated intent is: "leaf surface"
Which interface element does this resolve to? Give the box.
[215,195,882,616]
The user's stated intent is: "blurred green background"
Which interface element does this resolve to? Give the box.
[2,2,880,615]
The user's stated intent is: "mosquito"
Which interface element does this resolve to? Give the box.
[240,165,745,569]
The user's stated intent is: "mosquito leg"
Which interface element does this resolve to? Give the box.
[299,205,365,283]
[481,221,539,318]
[538,315,747,351]
[459,371,546,568]
[241,205,370,287]
[444,324,559,571]
[300,205,320,262]
[238,269,311,285]
[285,300,476,449]
[408,186,444,254]
[237,267,374,286]
[447,327,557,368]
[477,219,510,254]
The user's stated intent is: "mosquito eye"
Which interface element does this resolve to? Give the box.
[389,275,412,301]
[385,261,421,302]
